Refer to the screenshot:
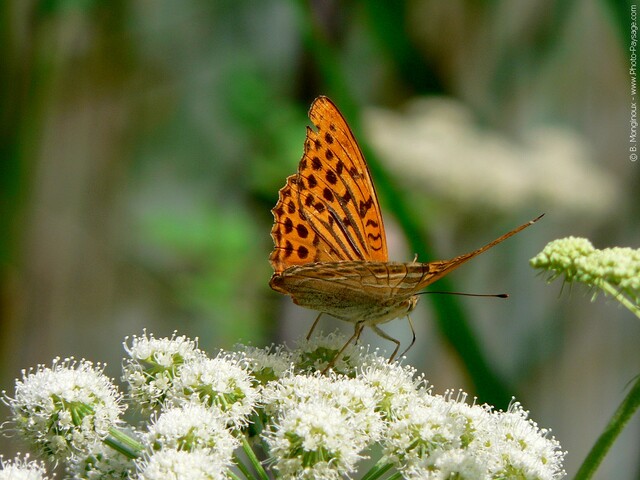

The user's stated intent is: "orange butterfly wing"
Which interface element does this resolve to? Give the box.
[270,96,388,274]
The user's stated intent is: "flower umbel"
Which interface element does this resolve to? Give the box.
[122,331,206,411]
[530,237,640,318]
[234,344,293,385]
[489,402,566,480]
[144,404,238,462]
[265,400,365,480]
[136,448,230,480]
[169,353,259,429]
[68,441,134,479]
[2,358,124,462]
[382,393,565,479]
[263,371,384,480]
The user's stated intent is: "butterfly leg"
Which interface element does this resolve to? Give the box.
[306,312,324,340]
[398,315,416,358]
[321,321,365,374]
[371,325,401,362]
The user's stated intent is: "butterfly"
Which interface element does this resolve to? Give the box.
[269,96,542,368]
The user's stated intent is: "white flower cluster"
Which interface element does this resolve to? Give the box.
[364,97,618,218]
[1,332,566,479]
[122,331,206,410]
[138,448,229,480]
[2,358,124,463]
[530,237,640,315]
[384,394,564,479]
[69,441,132,480]
[262,374,383,479]
[0,454,50,480]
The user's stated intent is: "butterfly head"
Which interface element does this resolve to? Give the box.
[401,295,419,317]
[391,295,418,314]
[370,294,419,326]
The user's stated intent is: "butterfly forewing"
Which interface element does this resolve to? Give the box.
[269,96,388,274]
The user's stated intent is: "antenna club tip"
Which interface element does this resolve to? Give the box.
[498,293,509,298]
[532,213,545,223]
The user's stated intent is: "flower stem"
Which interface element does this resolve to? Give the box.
[361,460,395,480]
[103,427,144,459]
[227,470,245,480]
[599,281,640,320]
[385,472,404,480]
[241,436,269,480]
[574,375,640,479]
[232,453,253,480]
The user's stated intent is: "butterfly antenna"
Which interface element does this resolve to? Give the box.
[418,291,509,298]
[398,315,416,358]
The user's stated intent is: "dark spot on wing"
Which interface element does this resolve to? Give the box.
[325,132,334,144]
[296,224,309,238]
[359,197,374,218]
[284,217,294,233]
[307,174,317,188]
[284,241,294,258]
[304,195,315,207]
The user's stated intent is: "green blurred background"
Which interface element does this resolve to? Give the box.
[1,1,639,477]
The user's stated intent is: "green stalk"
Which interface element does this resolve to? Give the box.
[104,427,145,459]
[385,472,404,480]
[361,460,394,480]
[241,436,270,480]
[232,453,254,480]
[574,375,640,479]
[599,281,640,319]
[227,471,244,480]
